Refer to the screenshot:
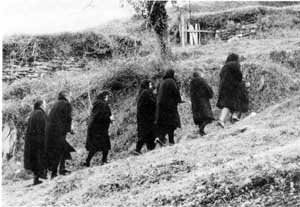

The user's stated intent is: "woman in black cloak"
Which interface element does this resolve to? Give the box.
[84,91,113,166]
[133,79,157,155]
[216,53,249,127]
[190,72,214,135]
[24,99,47,185]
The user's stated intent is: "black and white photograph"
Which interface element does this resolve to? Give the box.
[2,0,300,206]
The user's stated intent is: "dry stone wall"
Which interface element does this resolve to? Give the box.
[2,58,84,83]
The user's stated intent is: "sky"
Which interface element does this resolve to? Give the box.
[2,0,134,35]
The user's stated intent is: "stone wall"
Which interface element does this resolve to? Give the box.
[215,23,258,41]
[2,58,84,83]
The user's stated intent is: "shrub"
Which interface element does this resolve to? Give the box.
[103,64,149,93]
[270,50,300,69]
[3,80,32,100]
[110,35,142,57]
[2,32,143,65]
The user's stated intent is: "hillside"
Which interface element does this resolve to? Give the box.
[3,95,300,206]
[2,2,300,206]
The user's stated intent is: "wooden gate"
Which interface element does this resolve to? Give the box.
[179,14,215,46]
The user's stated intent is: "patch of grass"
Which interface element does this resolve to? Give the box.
[3,95,300,206]
[3,38,300,178]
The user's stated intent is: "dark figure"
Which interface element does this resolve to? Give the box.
[190,72,214,136]
[133,80,157,155]
[24,99,47,185]
[216,53,249,127]
[45,91,75,179]
[238,81,249,115]
[84,91,112,166]
[155,69,182,145]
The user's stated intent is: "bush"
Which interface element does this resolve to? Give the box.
[259,1,300,7]
[270,50,300,69]
[110,35,142,57]
[259,12,300,30]
[242,62,297,112]
[2,32,143,65]
[103,64,149,93]
[190,6,300,30]
[3,80,32,100]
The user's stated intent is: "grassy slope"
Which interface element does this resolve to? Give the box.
[3,35,300,207]
[2,35,300,183]
[3,95,300,207]
[3,2,300,206]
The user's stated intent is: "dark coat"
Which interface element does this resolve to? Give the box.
[217,61,248,112]
[86,99,112,152]
[190,76,214,125]
[137,88,156,140]
[238,81,249,113]
[155,71,182,129]
[45,97,74,167]
[24,108,47,173]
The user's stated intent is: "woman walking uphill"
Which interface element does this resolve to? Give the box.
[84,91,113,167]
[155,69,183,146]
[45,91,75,179]
[24,99,47,185]
[133,79,157,155]
[190,72,214,136]
[216,53,249,128]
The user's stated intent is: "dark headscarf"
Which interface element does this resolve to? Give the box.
[226,53,239,63]
[58,90,69,101]
[163,69,175,80]
[33,99,44,110]
[140,79,150,90]
[137,79,154,102]
[96,91,110,101]
[192,72,200,78]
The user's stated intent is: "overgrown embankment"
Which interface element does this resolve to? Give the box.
[3,36,300,185]
[3,95,300,206]
[2,32,142,82]
[169,3,300,42]
[2,2,300,189]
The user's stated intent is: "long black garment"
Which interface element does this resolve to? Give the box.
[86,99,112,152]
[24,108,47,175]
[217,61,245,112]
[190,76,214,125]
[45,96,74,171]
[155,70,182,130]
[136,87,156,151]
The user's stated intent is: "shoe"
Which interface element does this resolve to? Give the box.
[33,179,42,185]
[38,170,47,179]
[83,162,90,167]
[232,115,240,122]
[169,142,175,146]
[199,131,206,136]
[132,150,142,156]
[51,172,57,180]
[155,138,165,146]
[39,172,47,180]
[217,120,225,128]
[59,170,71,175]
[101,161,108,165]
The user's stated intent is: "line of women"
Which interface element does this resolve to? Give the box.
[24,91,76,185]
[23,53,249,185]
[132,52,249,154]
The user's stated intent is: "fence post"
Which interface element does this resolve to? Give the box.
[180,14,185,47]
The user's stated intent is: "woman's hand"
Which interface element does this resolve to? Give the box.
[110,115,115,122]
